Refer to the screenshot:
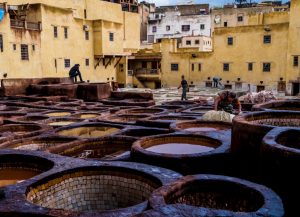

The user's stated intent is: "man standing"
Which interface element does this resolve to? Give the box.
[69,64,84,83]
[178,75,188,101]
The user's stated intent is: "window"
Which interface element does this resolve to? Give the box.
[85,58,89,66]
[64,59,71,68]
[293,56,299,67]
[53,26,58,38]
[109,32,114,42]
[152,26,157,33]
[21,44,29,60]
[263,63,271,72]
[200,24,205,30]
[195,40,200,45]
[171,63,179,71]
[191,63,195,71]
[155,14,159,19]
[223,63,230,71]
[248,62,253,71]
[181,25,190,32]
[84,9,87,19]
[142,61,147,68]
[237,16,243,22]
[32,44,35,51]
[186,40,191,45]
[224,22,228,27]
[166,25,170,31]
[85,31,89,40]
[13,44,16,51]
[64,27,68,39]
[0,34,3,52]
[198,63,202,72]
[227,37,233,45]
[264,35,271,44]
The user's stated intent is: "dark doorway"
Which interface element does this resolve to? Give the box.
[257,85,265,92]
[292,83,300,96]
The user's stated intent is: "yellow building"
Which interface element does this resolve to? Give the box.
[136,0,299,96]
[0,0,140,85]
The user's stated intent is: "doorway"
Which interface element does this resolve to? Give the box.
[292,83,300,96]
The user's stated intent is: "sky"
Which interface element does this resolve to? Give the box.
[146,0,263,7]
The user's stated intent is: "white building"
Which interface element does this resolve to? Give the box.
[179,35,212,52]
[147,4,211,43]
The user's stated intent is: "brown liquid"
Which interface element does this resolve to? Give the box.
[146,143,215,154]
[0,168,40,187]
[58,127,120,138]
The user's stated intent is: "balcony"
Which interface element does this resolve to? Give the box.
[10,19,41,31]
[134,69,161,82]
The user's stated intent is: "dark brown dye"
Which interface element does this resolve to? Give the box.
[0,168,40,187]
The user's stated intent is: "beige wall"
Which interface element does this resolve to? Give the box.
[0,0,140,83]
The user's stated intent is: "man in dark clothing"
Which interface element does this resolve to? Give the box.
[213,77,222,88]
[178,75,188,101]
[69,64,83,83]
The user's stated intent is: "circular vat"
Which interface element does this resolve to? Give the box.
[149,175,284,217]
[181,106,213,115]
[16,115,49,123]
[26,165,177,214]
[3,136,77,151]
[152,105,185,113]
[118,108,166,115]
[137,115,198,128]
[0,124,49,140]
[43,111,72,117]
[49,136,136,161]
[72,112,102,119]
[45,118,83,128]
[105,114,151,124]
[0,153,54,187]
[55,122,125,139]
[162,100,197,106]
[132,133,230,174]
[120,128,170,139]
[0,112,26,122]
[252,100,300,112]
[171,120,232,137]
[0,106,22,112]
[232,111,300,158]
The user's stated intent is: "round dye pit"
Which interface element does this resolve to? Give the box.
[149,175,284,217]
[0,124,48,140]
[146,143,215,155]
[137,115,198,128]
[5,136,77,151]
[73,113,100,119]
[161,100,197,106]
[120,128,170,138]
[106,114,150,124]
[119,108,166,115]
[26,167,162,212]
[171,120,232,135]
[49,136,136,161]
[253,100,300,112]
[0,154,54,187]
[17,115,49,123]
[44,111,72,117]
[56,123,124,139]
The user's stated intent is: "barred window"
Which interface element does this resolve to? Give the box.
[64,27,68,39]
[85,31,89,40]
[248,62,253,71]
[263,63,271,72]
[13,44,16,51]
[0,34,3,52]
[293,56,299,67]
[181,25,190,32]
[64,59,70,68]
[186,40,191,45]
[198,63,202,72]
[223,63,230,71]
[53,26,58,38]
[85,58,89,66]
[109,32,114,42]
[191,63,195,71]
[264,35,271,44]
[32,44,35,51]
[237,16,243,22]
[200,24,205,30]
[21,44,29,60]
[228,37,233,45]
[171,63,179,71]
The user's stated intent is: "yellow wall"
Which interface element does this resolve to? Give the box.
[0,0,140,83]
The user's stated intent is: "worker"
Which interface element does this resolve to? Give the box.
[178,75,188,101]
[213,76,222,88]
[69,64,84,83]
[214,91,242,114]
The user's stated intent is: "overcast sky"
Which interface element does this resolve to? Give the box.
[146,0,263,7]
